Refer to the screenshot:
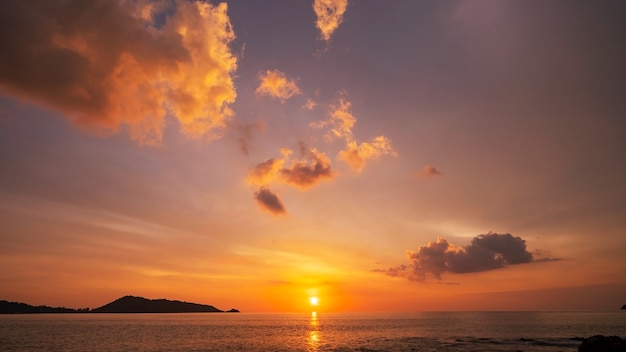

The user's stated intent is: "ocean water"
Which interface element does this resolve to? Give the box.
[0,311,624,351]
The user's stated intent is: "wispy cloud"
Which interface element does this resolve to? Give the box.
[302,98,317,111]
[338,136,395,172]
[313,0,349,41]
[382,233,542,282]
[417,164,444,178]
[255,69,301,102]
[312,96,356,141]
[0,0,237,145]
[312,93,396,172]
[232,120,266,156]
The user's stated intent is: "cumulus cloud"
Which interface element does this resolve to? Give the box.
[313,0,348,41]
[247,145,333,189]
[280,147,333,189]
[247,144,334,215]
[255,69,301,102]
[383,233,536,281]
[417,164,444,178]
[0,0,237,145]
[312,93,396,172]
[254,187,286,215]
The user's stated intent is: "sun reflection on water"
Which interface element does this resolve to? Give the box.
[308,311,320,350]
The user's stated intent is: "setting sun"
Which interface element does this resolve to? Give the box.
[309,297,319,306]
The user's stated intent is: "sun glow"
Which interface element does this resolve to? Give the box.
[309,296,319,306]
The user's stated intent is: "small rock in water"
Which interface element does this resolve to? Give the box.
[578,335,626,352]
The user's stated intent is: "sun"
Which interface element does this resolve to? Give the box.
[309,296,319,306]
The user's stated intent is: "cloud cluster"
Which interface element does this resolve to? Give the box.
[280,147,333,189]
[0,0,238,145]
[313,94,397,172]
[0,1,391,216]
[383,233,535,281]
[247,145,334,214]
[248,91,397,215]
[255,70,301,102]
[313,0,349,41]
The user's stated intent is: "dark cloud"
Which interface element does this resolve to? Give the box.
[254,187,286,215]
[280,147,333,189]
[0,0,237,145]
[247,145,333,215]
[383,233,536,281]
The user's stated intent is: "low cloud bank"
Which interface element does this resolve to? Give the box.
[383,233,540,281]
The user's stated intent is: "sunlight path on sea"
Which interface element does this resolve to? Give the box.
[308,311,320,351]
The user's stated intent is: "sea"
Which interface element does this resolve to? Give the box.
[0,311,624,351]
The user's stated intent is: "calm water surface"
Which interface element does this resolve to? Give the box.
[1,311,624,351]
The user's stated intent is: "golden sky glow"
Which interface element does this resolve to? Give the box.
[0,0,625,312]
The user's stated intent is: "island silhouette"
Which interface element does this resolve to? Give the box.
[0,295,239,314]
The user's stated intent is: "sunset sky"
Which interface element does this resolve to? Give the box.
[1,0,625,312]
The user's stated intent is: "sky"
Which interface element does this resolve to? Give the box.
[1,0,625,313]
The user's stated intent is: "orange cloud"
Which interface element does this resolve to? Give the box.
[312,96,356,141]
[247,144,335,215]
[313,0,349,41]
[248,146,333,189]
[417,164,444,178]
[254,187,286,215]
[302,98,317,110]
[338,136,396,172]
[312,93,396,172]
[280,148,333,189]
[255,69,301,102]
[247,158,285,187]
[0,1,237,146]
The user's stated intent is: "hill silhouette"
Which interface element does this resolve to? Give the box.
[0,300,89,314]
[91,295,234,313]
